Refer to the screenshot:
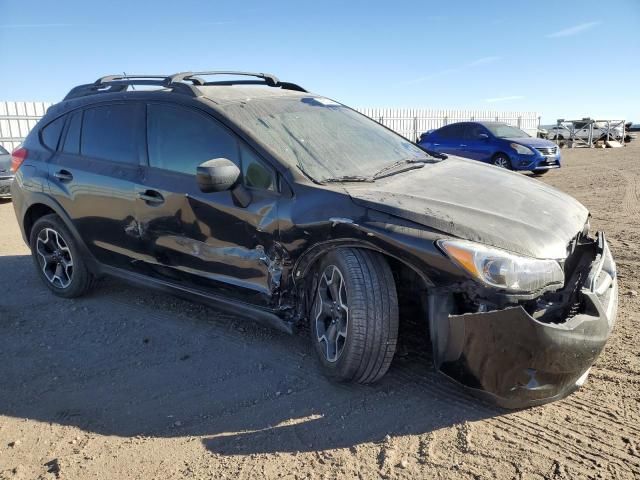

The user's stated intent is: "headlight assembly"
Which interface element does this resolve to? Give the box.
[438,239,564,293]
[510,143,534,155]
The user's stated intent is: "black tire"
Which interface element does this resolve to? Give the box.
[29,214,95,298]
[492,153,513,170]
[309,248,399,384]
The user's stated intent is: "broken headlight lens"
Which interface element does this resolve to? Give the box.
[438,239,564,293]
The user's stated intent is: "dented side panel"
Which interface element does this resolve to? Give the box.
[133,167,281,306]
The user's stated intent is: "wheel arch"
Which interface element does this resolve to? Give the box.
[292,238,432,290]
[21,194,99,273]
[491,150,511,160]
[291,239,433,331]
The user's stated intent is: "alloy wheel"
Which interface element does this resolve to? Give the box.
[36,227,74,289]
[494,156,510,168]
[314,265,349,363]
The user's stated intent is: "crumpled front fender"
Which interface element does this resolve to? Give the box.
[428,232,618,408]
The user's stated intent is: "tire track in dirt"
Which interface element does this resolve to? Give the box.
[52,291,640,476]
[602,165,640,217]
[390,366,638,476]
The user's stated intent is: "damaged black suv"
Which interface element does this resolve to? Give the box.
[11,72,618,407]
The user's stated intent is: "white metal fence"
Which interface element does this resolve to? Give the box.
[355,108,540,141]
[0,101,539,151]
[0,101,53,151]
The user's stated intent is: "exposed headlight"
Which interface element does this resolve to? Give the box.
[510,143,534,155]
[438,239,564,293]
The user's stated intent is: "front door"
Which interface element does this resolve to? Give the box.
[134,102,281,306]
[462,123,494,162]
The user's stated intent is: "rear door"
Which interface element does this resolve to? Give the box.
[48,103,146,269]
[432,124,465,156]
[134,102,281,306]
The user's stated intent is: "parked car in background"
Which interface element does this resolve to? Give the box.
[10,71,617,408]
[547,122,626,143]
[418,121,561,174]
[0,144,14,198]
[537,127,549,139]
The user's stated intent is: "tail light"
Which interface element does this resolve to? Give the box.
[10,147,28,172]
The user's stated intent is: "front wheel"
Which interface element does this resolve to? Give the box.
[29,214,95,298]
[493,153,513,170]
[310,248,399,384]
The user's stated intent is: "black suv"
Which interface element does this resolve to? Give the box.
[11,72,618,407]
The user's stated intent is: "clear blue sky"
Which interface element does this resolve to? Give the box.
[1,0,638,123]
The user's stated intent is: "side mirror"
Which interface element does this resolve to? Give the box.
[196,158,240,193]
[478,133,489,140]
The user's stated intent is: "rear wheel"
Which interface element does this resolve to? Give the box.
[310,248,399,384]
[29,214,95,298]
[492,153,513,170]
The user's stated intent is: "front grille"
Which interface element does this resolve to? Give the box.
[535,146,558,156]
[0,184,10,196]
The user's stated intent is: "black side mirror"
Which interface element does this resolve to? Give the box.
[478,133,489,140]
[196,158,240,193]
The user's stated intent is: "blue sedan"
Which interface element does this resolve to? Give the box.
[418,121,561,174]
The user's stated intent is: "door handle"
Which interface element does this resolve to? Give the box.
[54,169,73,182]
[137,190,165,205]
[459,144,468,147]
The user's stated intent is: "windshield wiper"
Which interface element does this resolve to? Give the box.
[373,158,432,180]
[321,175,374,183]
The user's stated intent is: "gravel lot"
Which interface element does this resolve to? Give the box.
[0,143,639,480]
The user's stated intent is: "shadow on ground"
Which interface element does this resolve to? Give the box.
[0,254,502,455]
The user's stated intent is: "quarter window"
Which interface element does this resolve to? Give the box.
[81,104,143,164]
[147,103,239,175]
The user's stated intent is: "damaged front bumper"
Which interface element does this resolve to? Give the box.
[429,232,617,408]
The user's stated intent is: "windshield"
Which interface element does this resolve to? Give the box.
[220,96,433,182]
[0,145,8,155]
[485,124,530,138]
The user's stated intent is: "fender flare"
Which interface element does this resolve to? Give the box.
[21,193,100,273]
[291,237,433,289]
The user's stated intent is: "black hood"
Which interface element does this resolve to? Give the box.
[345,157,588,259]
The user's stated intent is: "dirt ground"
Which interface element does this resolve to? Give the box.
[0,142,639,480]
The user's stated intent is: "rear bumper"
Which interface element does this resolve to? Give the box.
[430,232,617,408]
[0,176,14,198]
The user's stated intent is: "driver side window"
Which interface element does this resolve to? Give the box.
[147,103,239,175]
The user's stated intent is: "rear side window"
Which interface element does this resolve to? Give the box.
[62,111,82,155]
[40,116,66,150]
[147,103,239,175]
[438,124,465,139]
[81,104,143,164]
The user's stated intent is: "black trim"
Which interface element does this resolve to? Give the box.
[99,264,293,334]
